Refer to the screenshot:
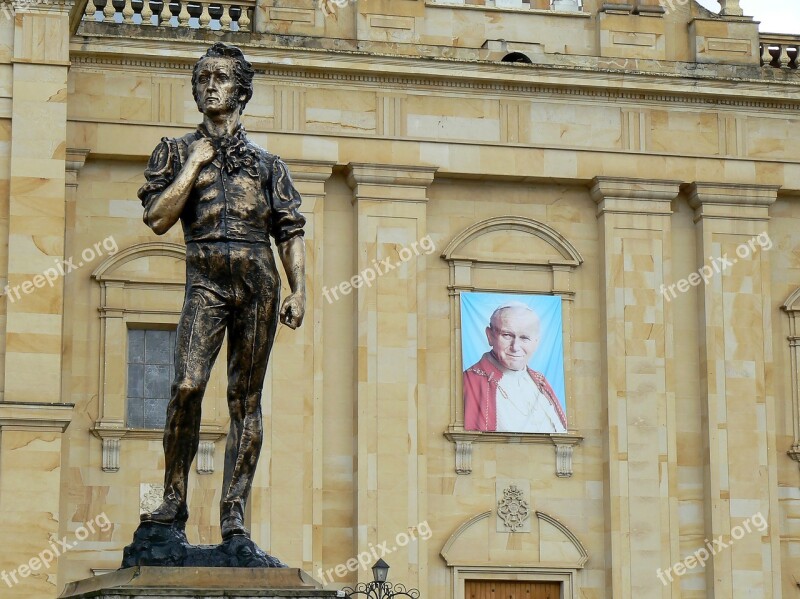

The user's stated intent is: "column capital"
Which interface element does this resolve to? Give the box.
[634,0,665,16]
[66,148,90,190]
[685,182,779,222]
[284,160,335,208]
[284,160,336,184]
[590,176,681,216]
[347,163,437,203]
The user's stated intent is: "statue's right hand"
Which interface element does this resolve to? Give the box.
[188,138,216,168]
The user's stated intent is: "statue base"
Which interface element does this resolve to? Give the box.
[59,566,339,599]
[122,522,286,568]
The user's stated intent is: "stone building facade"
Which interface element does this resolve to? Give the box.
[0,0,798,597]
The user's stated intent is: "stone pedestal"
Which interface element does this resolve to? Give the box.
[59,567,340,599]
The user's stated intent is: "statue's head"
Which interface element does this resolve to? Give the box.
[192,43,254,114]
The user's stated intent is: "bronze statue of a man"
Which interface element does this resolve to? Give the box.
[137,43,305,541]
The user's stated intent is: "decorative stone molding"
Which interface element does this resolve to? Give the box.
[442,216,583,476]
[68,49,800,114]
[497,484,530,532]
[685,182,779,222]
[196,440,215,475]
[0,402,74,432]
[600,2,633,14]
[140,483,165,515]
[554,436,580,477]
[92,424,225,472]
[101,437,121,473]
[65,148,90,189]
[346,163,437,203]
[441,510,587,599]
[534,511,588,567]
[445,430,582,476]
[591,176,681,216]
[783,288,800,469]
[446,432,480,475]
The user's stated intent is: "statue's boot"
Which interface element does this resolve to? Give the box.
[140,492,189,526]
[220,499,249,540]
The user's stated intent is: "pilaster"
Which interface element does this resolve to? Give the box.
[0,2,74,597]
[4,0,72,404]
[686,182,781,599]
[590,176,681,599]
[346,163,436,595]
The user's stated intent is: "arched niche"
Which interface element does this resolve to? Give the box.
[90,242,224,474]
[440,509,587,599]
[441,216,584,477]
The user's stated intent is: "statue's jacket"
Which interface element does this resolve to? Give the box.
[138,124,305,246]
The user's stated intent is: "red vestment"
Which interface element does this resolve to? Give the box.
[463,352,567,432]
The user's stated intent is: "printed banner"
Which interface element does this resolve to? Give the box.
[461,292,566,433]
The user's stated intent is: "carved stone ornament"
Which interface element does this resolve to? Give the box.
[497,484,530,532]
[140,483,165,515]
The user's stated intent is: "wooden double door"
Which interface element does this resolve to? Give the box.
[465,580,561,599]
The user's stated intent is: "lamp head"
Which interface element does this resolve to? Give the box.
[372,559,389,583]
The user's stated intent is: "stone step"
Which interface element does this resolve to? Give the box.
[60,566,341,599]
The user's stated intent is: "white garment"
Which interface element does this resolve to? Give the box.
[495,368,566,433]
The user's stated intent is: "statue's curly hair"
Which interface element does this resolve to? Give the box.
[192,43,254,112]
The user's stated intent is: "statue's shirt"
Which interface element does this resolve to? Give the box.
[138,124,305,245]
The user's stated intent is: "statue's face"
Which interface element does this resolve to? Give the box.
[194,57,240,116]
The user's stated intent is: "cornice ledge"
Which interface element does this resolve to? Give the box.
[590,177,682,202]
[68,40,800,111]
[15,0,75,12]
[590,177,680,216]
[685,182,780,208]
[0,402,75,432]
[283,159,337,183]
[346,163,438,189]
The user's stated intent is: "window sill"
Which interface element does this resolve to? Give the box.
[92,423,226,473]
[444,428,583,477]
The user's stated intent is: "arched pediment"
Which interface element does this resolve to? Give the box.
[441,216,583,267]
[783,288,800,313]
[440,509,588,568]
[92,242,186,284]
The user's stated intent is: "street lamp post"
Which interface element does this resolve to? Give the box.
[340,560,421,599]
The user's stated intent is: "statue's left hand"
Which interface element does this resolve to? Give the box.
[279,291,305,329]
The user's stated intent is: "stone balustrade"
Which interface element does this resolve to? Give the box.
[83,0,254,31]
[760,34,799,69]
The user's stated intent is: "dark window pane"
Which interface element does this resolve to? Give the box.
[144,364,172,399]
[127,397,144,428]
[145,330,172,365]
[128,363,144,399]
[129,329,145,364]
[128,328,176,429]
[144,398,168,429]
